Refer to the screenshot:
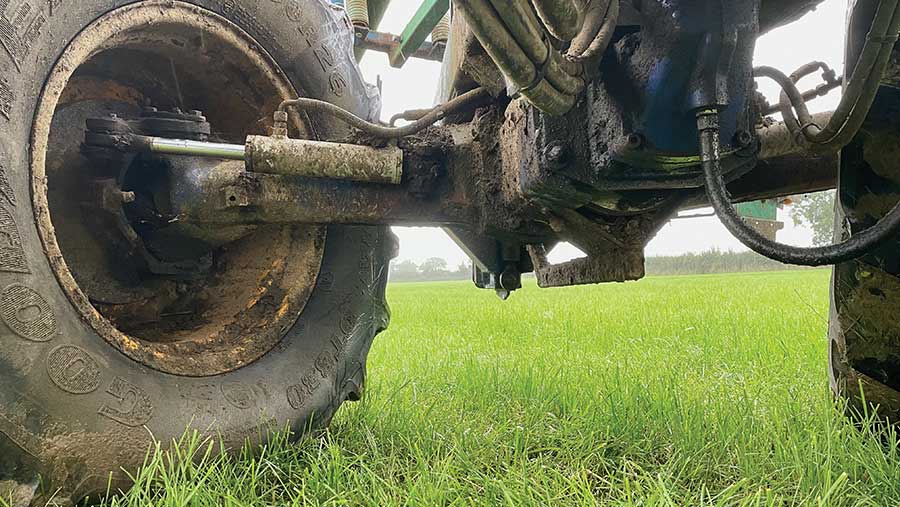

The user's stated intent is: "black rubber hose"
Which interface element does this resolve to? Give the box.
[754,66,817,141]
[698,109,900,266]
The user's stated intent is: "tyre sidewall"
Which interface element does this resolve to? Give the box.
[0,0,388,499]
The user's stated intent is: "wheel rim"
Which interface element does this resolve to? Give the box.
[31,1,325,376]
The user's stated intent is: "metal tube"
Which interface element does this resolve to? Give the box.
[134,135,403,185]
[147,137,246,160]
[246,135,403,184]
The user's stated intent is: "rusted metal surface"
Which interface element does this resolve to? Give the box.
[31,2,325,377]
[530,207,644,285]
[146,100,843,290]
[167,159,471,226]
[527,200,680,287]
[760,0,827,34]
[246,135,403,184]
[721,153,838,203]
[529,246,645,287]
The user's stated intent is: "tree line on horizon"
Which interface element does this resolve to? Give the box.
[390,248,808,282]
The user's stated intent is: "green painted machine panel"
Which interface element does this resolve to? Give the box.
[735,199,779,221]
[389,0,449,67]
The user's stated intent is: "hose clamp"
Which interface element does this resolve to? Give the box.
[794,121,821,144]
[510,36,554,96]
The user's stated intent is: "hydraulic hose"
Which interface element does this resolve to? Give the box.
[565,0,618,61]
[487,0,584,96]
[531,0,585,41]
[566,0,610,56]
[758,62,841,116]
[574,0,619,61]
[698,109,900,266]
[456,0,579,114]
[757,0,900,152]
[277,87,489,139]
[456,0,620,114]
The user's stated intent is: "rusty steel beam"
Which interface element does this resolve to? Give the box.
[166,159,474,227]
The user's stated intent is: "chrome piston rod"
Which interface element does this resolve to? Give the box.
[136,135,404,185]
[145,137,246,160]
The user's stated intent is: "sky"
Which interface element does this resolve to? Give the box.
[358,1,847,266]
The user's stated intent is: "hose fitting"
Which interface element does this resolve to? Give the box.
[699,109,900,266]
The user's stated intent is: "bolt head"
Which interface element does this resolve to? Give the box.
[626,132,644,149]
[734,130,754,148]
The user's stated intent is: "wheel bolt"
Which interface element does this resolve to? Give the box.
[626,132,644,149]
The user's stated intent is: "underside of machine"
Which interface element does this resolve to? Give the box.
[5,0,900,504]
[76,0,852,299]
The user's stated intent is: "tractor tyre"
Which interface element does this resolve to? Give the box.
[0,1,393,505]
[828,0,900,424]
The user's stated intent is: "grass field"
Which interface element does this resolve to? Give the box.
[94,270,900,506]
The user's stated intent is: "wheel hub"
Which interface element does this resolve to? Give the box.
[31,1,326,376]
